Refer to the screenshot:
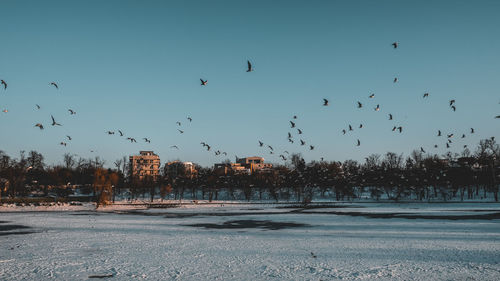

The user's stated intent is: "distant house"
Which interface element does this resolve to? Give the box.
[129,151,161,180]
[164,161,198,179]
[214,156,272,175]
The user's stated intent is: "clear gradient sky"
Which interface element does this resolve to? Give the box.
[0,0,499,168]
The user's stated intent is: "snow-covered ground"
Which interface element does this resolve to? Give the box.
[1,203,500,280]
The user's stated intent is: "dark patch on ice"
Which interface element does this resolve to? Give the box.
[88,274,114,279]
[185,219,309,230]
[278,204,363,210]
[303,210,500,220]
[0,220,9,224]
[0,223,36,236]
[245,208,264,210]
[117,210,291,218]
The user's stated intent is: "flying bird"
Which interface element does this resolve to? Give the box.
[449,100,455,106]
[1,80,6,89]
[170,145,179,149]
[258,141,264,147]
[375,104,380,111]
[187,117,192,122]
[107,131,115,135]
[420,147,426,153]
[68,109,76,115]
[446,143,450,148]
[438,130,442,136]
[356,139,360,146]
[461,134,466,138]
[51,115,61,126]
[290,121,296,128]
[423,93,429,98]
[176,121,181,126]
[300,140,306,146]
[397,126,403,133]
[392,42,398,49]
[447,134,454,138]
[66,135,72,140]
[393,77,398,83]
[200,79,207,86]
[392,126,397,132]
[280,155,287,161]
[268,145,273,151]
[178,129,184,134]
[369,93,375,98]
[50,82,58,89]
[246,60,253,72]
[60,142,67,146]
[143,138,151,143]
[388,114,393,120]
[309,145,314,150]
[126,137,137,143]
[470,128,475,134]
[323,99,329,106]
[288,132,292,138]
[34,123,44,130]
[35,104,41,109]
[451,105,456,111]
[118,130,123,136]
[348,125,353,131]
[297,129,302,134]
[359,124,363,128]
[357,101,362,108]
[293,115,297,119]
[342,129,346,135]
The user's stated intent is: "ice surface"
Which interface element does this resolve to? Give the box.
[1,203,500,280]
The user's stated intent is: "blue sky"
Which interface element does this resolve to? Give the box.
[0,0,499,167]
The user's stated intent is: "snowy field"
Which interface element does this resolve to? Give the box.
[1,203,500,280]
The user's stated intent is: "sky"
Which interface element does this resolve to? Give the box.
[0,0,499,168]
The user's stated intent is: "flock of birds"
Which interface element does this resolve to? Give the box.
[1,43,499,163]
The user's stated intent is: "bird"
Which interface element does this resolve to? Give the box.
[420,147,425,153]
[51,115,61,126]
[448,139,453,144]
[357,101,362,108]
[176,121,181,126]
[388,114,393,120]
[2,109,7,113]
[375,104,380,111]
[143,138,151,143]
[359,124,363,128]
[423,93,429,98]
[118,130,124,136]
[309,145,314,150]
[1,79,6,89]
[68,109,76,115]
[35,104,41,109]
[178,129,184,134]
[297,129,302,134]
[461,134,466,138]
[293,115,297,119]
[280,155,287,161]
[59,142,67,146]
[288,138,294,143]
[290,121,296,128]
[393,77,398,83]
[66,135,72,140]
[187,117,192,122]
[496,115,500,118]
[446,143,450,148]
[170,145,179,149]
[300,140,306,146]
[34,123,44,130]
[50,82,58,89]
[397,126,403,133]
[392,126,397,132]
[206,145,211,151]
[449,100,455,106]
[369,93,375,98]
[356,139,360,146]
[284,151,289,154]
[323,98,329,106]
[438,130,442,136]
[342,129,346,135]
[392,42,398,49]
[258,141,264,147]
[200,79,207,86]
[107,131,115,135]
[470,128,475,134]
[268,145,273,151]
[447,134,454,138]
[126,137,137,143]
[451,105,456,111]
[288,132,292,138]
[246,60,253,72]
[348,125,353,131]
[434,144,438,148]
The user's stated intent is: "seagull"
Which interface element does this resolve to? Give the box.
[448,139,453,144]
[309,145,314,150]
[118,130,124,136]
[0,79,6,89]
[300,140,306,146]
[447,134,454,138]
[170,145,179,149]
[356,139,360,146]
[288,132,292,138]
[66,135,72,140]
[268,145,273,151]
[178,129,184,134]
[258,141,264,147]
[176,121,181,126]
[293,115,297,119]
[51,115,61,126]
[280,155,287,161]
[246,60,253,72]
[50,82,58,89]
[126,137,137,143]
[438,130,442,136]
[464,145,468,148]
[449,100,455,106]
[107,131,114,135]
[68,109,76,115]
[357,101,362,108]
[348,125,353,131]
[323,98,329,106]
[446,143,450,148]
[393,77,398,83]
[342,129,346,135]
[420,147,425,153]
[392,126,397,132]
[397,126,403,133]
[434,144,438,148]
[461,134,466,138]
[34,123,44,130]
[470,128,475,134]
[388,113,393,120]
[423,93,429,98]
[359,124,363,128]
[375,104,380,111]
[200,79,207,86]
[284,151,289,154]
[297,129,302,134]
[60,142,67,146]
[143,138,151,143]
[290,121,296,128]
[36,104,41,109]
[187,117,192,122]
[451,105,456,111]
[369,93,375,98]
[392,42,398,49]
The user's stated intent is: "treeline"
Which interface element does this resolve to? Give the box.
[1,138,499,203]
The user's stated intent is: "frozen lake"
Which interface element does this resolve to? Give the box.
[1,202,500,280]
